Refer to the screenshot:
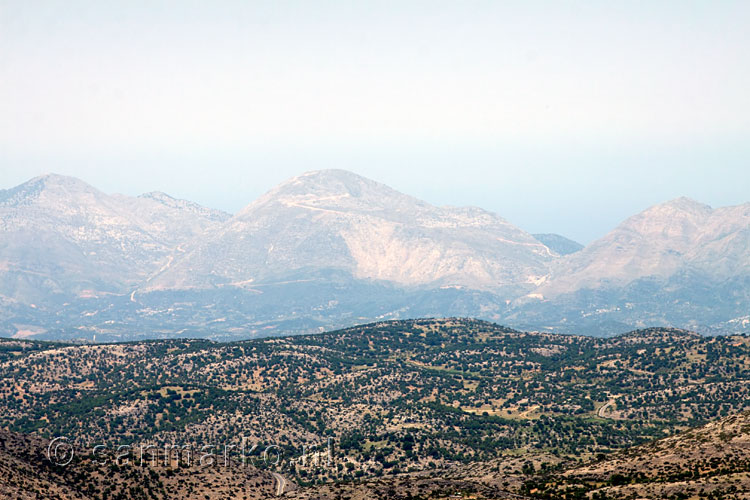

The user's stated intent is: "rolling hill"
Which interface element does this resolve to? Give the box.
[1,318,749,499]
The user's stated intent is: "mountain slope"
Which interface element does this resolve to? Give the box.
[0,174,167,303]
[147,169,555,293]
[0,174,227,306]
[0,429,279,499]
[541,197,750,296]
[1,172,748,339]
[3,321,750,499]
[557,410,750,499]
[112,190,230,247]
[532,233,583,255]
[505,197,750,335]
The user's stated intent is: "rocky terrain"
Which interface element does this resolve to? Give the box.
[0,428,279,500]
[146,169,554,292]
[0,174,228,305]
[548,409,750,499]
[1,170,749,340]
[1,318,749,499]
[516,197,750,335]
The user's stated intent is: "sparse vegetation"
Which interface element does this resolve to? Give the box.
[2,318,750,499]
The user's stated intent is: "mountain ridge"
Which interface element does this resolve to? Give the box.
[146,169,555,292]
[0,173,227,305]
[539,196,750,297]
[0,170,748,339]
[531,233,583,255]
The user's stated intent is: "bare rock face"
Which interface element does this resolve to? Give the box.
[113,191,230,248]
[147,169,555,292]
[0,170,748,339]
[539,197,750,297]
[0,174,227,304]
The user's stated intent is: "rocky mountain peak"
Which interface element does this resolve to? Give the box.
[660,196,713,212]
[139,190,177,202]
[614,197,713,244]
[136,191,231,222]
[539,196,749,298]
[239,169,425,218]
[277,169,392,196]
[1,170,747,337]
[0,173,101,207]
[149,169,553,291]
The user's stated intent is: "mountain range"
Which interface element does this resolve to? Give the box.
[0,170,748,340]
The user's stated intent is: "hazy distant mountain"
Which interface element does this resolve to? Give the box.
[0,174,164,304]
[532,233,583,255]
[0,174,227,306]
[540,197,750,297]
[147,169,554,293]
[112,191,230,247]
[513,197,750,335]
[0,172,748,339]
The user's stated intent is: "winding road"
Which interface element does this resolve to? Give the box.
[597,397,617,418]
[271,472,288,496]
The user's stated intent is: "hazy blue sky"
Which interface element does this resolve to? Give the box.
[1,1,749,243]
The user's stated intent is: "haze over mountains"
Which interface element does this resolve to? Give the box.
[0,170,748,340]
[542,197,750,295]
[0,174,228,304]
[147,170,554,292]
